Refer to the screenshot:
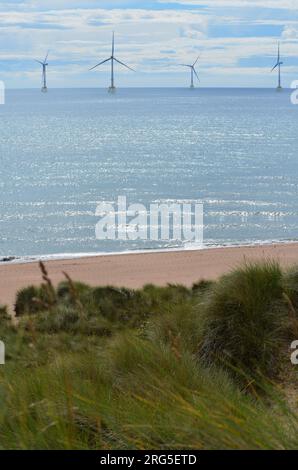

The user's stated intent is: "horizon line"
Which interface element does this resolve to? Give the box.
[3,86,292,91]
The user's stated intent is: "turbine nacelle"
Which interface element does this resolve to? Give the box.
[271,61,282,72]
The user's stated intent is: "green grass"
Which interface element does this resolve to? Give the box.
[0,260,297,450]
[200,261,291,381]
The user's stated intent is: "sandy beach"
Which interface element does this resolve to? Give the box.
[0,243,298,311]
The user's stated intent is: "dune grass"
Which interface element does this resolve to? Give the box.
[0,260,297,450]
[200,261,291,382]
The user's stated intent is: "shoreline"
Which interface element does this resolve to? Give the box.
[1,241,298,312]
[1,239,297,266]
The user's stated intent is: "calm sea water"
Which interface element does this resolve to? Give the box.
[0,88,297,260]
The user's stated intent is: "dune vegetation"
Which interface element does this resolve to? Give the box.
[0,260,297,450]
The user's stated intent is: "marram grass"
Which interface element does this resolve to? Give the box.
[0,260,297,450]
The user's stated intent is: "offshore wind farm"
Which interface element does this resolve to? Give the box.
[0,10,295,261]
[31,32,285,92]
[0,24,293,260]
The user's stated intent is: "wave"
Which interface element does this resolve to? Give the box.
[1,238,297,265]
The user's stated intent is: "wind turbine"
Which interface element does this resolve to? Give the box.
[90,32,134,93]
[36,51,49,93]
[271,43,283,91]
[180,56,200,88]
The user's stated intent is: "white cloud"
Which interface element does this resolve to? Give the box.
[282,25,298,39]
[159,0,298,9]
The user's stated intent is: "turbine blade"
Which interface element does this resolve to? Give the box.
[112,32,115,57]
[44,50,50,64]
[179,64,191,68]
[193,55,201,66]
[271,63,278,72]
[114,58,135,72]
[193,67,200,82]
[89,57,111,71]
[35,60,44,65]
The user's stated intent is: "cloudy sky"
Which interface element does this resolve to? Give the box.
[1,0,298,88]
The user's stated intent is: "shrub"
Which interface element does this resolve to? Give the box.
[192,279,214,294]
[23,304,113,337]
[142,284,191,304]
[15,286,49,316]
[57,281,92,304]
[0,306,10,322]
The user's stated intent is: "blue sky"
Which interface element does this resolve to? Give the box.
[1,0,298,88]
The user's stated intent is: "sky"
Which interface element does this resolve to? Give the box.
[1,0,298,88]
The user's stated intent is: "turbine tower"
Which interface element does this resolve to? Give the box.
[90,32,134,93]
[180,56,200,88]
[271,43,283,91]
[36,51,49,93]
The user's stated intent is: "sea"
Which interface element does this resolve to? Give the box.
[0,87,297,263]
